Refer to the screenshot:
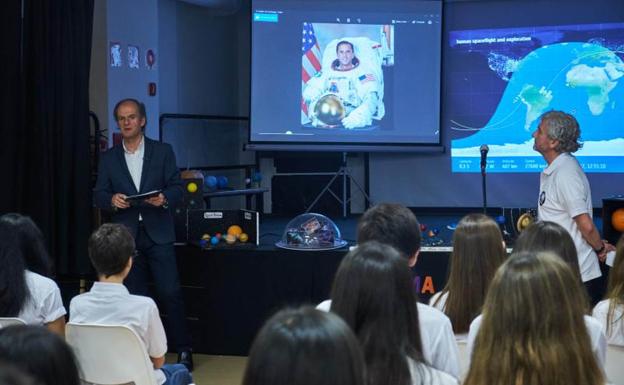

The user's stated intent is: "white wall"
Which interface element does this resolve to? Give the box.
[159,1,247,116]
[99,0,161,140]
[92,0,248,137]
[158,0,180,115]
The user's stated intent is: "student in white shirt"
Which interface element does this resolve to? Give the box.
[330,242,458,385]
[465,251,605,385]
[242,307,365,385]
[69,223,191,385]
[514,221,587,293]
[343,203,459,377]
[593,235,624,346]
[429,214,506,340]
[0,220,66,336]
[0,213,53,278]
[515,220,584,279]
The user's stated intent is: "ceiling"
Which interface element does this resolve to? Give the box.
[178,0,242,12]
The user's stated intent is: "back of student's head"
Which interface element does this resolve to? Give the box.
[88,223,134,277]
[0,221,29,317]
[0,361,40,385]
[0,325,81,385]
[465,251,603,385]
[436,213,506,333]
[330,241,421,385]
[356,203,421,259]
[0,213,52,277]
[514,220,583,284]
[242,306,364,385]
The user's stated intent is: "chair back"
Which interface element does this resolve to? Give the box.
[0,318,26,328]
[606,344,624,385]
[66,322,156,385]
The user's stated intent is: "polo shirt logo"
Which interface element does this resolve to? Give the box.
[539,191,546,206]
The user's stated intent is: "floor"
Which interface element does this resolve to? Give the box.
[167,354,247,385]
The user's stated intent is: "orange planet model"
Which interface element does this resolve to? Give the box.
[227,225,243,238]
[613,208,624,232]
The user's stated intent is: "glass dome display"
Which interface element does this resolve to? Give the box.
[275,213,348,251]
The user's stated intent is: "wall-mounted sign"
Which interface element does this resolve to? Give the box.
[146,49,156,70]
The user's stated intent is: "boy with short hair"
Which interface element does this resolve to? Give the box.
[70,223,192,385]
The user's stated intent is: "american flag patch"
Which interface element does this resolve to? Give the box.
[358,74,375,84]
[301,22,322,120]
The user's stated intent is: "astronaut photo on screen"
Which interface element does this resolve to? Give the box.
[302,27,390,130]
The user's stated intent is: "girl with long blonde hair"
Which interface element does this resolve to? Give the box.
[465,251,605,385]
[430,213,506,337]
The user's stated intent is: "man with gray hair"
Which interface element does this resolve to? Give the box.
[533,110,615,304]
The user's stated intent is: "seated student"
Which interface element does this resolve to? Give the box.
[319,203,459,378]
[330,242,458,385]
[0,325,81,385]
[0,221,66,336]
[465,251,606,385]
[242,306,365,385]
[0,213,53,277]
[69,223,192,385]
[513,220,585,284]
[429,214,507,340]
[593,234,624,346]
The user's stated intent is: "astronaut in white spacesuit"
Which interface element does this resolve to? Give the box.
[303,38,385,129]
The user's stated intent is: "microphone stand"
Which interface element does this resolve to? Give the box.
[481,163,487,214]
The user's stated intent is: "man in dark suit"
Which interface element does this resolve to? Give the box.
[94,98,193,370]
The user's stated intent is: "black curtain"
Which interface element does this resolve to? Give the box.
[0,0,94,275]
[0,1,23,209]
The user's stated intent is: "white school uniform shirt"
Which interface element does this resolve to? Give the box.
[408,358,459,385]
[466,314,607,370]
[18,270,66,325]
[317,299,460,378]
[593,299,624,347]
[123,136,144,191]
[537,152,600,282]
[429,291,447,311]
[69,282,167,385]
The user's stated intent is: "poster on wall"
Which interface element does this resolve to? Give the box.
[128,45,140,69]
[109,42,122,67]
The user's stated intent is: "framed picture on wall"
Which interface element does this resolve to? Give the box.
[109,42,122,67]
[128,45,140,69]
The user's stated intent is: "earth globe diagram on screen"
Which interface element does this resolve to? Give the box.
[448,22,624,173]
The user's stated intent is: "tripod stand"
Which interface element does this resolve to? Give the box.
[305,152,372,217]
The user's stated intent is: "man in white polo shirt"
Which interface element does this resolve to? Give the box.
[533,110,615,304]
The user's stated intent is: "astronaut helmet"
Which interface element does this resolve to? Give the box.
[312,93,345,127]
